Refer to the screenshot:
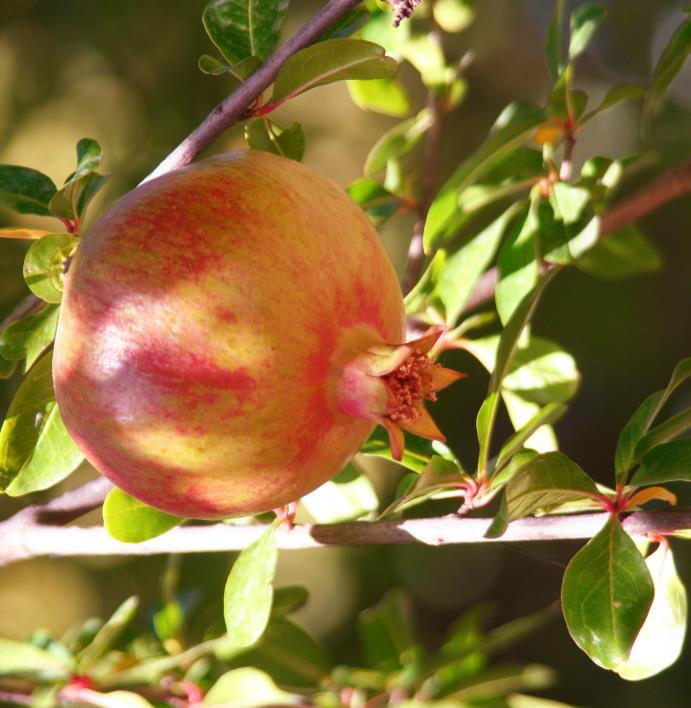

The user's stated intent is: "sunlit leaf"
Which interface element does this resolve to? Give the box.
[271,39,397,105]
[0,639,72,681]
[224,524,278,646]
[578,226,662,279]
[615,543,687,680]
[0,303,59,371]
[0,227,52,240]
[79,597,139,669]
[103,487,184,542]
[0,165,56,216]
[347,76,411,116]
[630,439,691,486]
[347,178,400,227]
[23,233,78,303]
[632,406,691,462]
[204,667,300,705]
[202,0,289,64]
[434,0,474,34]
[568,4,607,60]
[402,34,446,86]
[0,352,83,495]
[562,517,653,669]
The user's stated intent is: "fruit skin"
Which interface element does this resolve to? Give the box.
[53,151,405,519]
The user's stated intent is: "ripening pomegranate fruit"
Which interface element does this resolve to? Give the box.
[53,151,461,519]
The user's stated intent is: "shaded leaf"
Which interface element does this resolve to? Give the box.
[347,178,399,227]
[271,586,309,618]
[23,233,78,303]
[0,352,83,495]
[365,107,433,175]
[244,118,305,161]
[581,84,646,124]
[300,462,378,523]
[403,248,446,318]
[0,165,56,216]
[48,171,108,223]
[424,101,545,249]
[643,15,691,135]
[578,226,662,279]
[103,487,184,542]
[561,517,654,669]
[272,39,397,104]
[632,406,691,462]
[630,439,691,486]
[224,524,278,646]
[0,303,59,371]
[347,77,411,116]
[615,543,687,680]
[546,0,565,80]
[202,0,289,64]
[79,597,139,669]
[319,5,371,41]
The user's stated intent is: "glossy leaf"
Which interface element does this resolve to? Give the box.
[48,171,108,223]
[615,543,687,680]
[424,101,545,249]
[364,107,433,175]
[496,196,540,325]
[71,138,102,179]
[0,165,56,216]
[0,352,83,495]
[630,439,691,486]
[224,524,278,646]
[244,118,305,161]
[0,639,71,680]
[568,4,607,60]
[614,357,691,483]
[346,178,399,227]
[103,487,184,542]
[632,406,691,462]
[562,517,654,669]
[203,667,299,705]
[202,0,289,64]
[300,462,378,523]
[0,303,59,371]
[198,54,262,85]
[503,390,559,454]
[79,597,139,669]
[476,393,499,476]
[347,76,411,116]
[23,233,78,303]
[271,39,397,104]
[439,204,521,325]
[642,15,691,135]
[578,226,662,279]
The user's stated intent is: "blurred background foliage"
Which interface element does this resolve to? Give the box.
[0,0,689,706]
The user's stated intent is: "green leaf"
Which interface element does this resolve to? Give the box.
[502,391,558,454]
[615,543,688,680]
[633,406,691,461]
[103,487,184,542]
[358,589,414,672]
[0,303,59,371]
[224,524,278,646]
[347,77,411,116]
[496,452,598,533]
[0,639,72,681]
[615,357,691,482]
[244,118,305,161]
[568,4,607,61]
[577,226,662,279]
[546,0,565,80]
[424,101,545,250]
[202,0,289,64]
[0,165,56,216]
[72,138,102,179]
[48,171,108,223]
[357,7,410,59]
[203,667,300,705]
[562,517,654,669]
[0,352,83,495]
[439,204,521,325]
[580,84,646,124]
[198,54,263,85]
[630,440,691,486]
[361,425,438,472]
[319,5,371,41]
[402,34,446,87]
[153,601,184,643]
[271,39,397,104]
[300,462,378,523]
[476,393,499,476]
[364,107,433,175]
[495,403,567,474]
[23,233,79,303]
[496,197,539,325]
[403,249,446,318]
[643,15,691,136]
[434,0,474,34]
[271,586,309,618]
[0,356,16,380]
[346,178,399,227]
[79,597,139,669]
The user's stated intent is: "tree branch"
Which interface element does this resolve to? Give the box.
[143,0,362,183]
[1,481,690,566]
[463,157,691,312]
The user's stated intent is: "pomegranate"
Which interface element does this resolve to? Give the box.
[53,151,461,519]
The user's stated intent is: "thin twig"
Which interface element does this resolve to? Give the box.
[463,157,691,312]
[2,490,691,566]
[402,1,443,295]
[142,0,362,183]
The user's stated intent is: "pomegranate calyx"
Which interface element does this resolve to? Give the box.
[338,326,465,461]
